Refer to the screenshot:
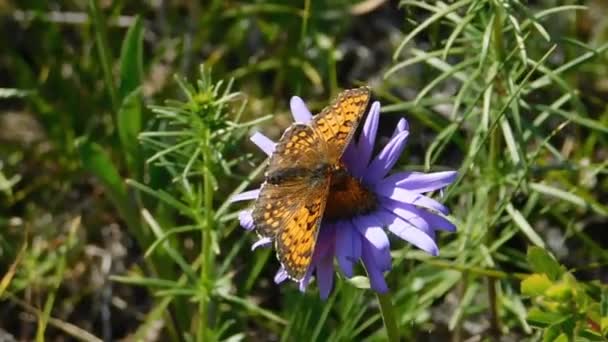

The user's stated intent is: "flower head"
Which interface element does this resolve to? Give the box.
[231,94,457,299]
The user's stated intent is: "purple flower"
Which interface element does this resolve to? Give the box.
[231,95,457,299]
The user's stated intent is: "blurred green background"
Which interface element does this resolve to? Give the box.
[1,0,607,341]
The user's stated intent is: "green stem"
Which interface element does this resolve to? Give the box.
[376,292,400,342]
[424,259,528,280]
[300,0,311,43]
[487,87,501,339]
[198,127,214,341]
[485,4,506,339]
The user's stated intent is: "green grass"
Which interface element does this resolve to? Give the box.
[1,1,607,341]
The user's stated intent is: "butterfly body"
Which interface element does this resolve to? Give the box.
[252,87,371,280]
[265,162,332,186]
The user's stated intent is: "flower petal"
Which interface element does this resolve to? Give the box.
[385,213,438,256]
[381,171,457,194]
[352,101,380,177]
[314,223,335,259]
[379,200,431,236]
[274,267,288,284]
[230,189,260,202]
[353,215,389,251]
[299,224,335,294]
[250,132,275,156]
[366,130,409,183]
[375,185,450,215]
[364,234,392,272]
[381,198,456,233]
[299,268,313,292]
[380,198,456,234]
[316,254,334,300]
[335,222,362,277]
[251,237,272,250]
[422,210,456,232]
[353,215,391,272]
[238,210,255,230]
[290,96,313,123]
[392,118,409,138]
[342,142,358,172]
[362,244,388,293]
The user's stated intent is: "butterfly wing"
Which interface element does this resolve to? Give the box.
[275,178,329,280]
[253,124,329,237]
[252,87,371,280]
[311,87,371,162]
[252,124,330,280]
[263,124,329,177]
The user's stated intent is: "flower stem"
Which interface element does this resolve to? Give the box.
[376,292,400,342]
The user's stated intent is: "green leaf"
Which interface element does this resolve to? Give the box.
[218,293,287,325]
[141,209,196,281]
[347,276,370,290]
[118,16,144,100]
[117,88,142,175]
[449,282,479,330]
[521,273,552,296]
[393,0,471,60]
[542,324,562,342]
[545,283,572,301]
[111,275,180,288]
[527,246,563,281]
[550,332,568,342]
[79,140,128,204]
[578,329,605,341]
[536,105,608,134]
[506,203,545,248]
[529,182,587,208]
[527,308,568,327]
[78,140,141,239]
[88,0,118,110]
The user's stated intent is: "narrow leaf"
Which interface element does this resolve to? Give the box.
[117,88,142,175]
[506,203,544,248]
[118,16,144,100]
[526,246,563,281]
[79,141,141,238]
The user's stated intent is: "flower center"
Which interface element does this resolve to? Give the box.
[323,164,377,222]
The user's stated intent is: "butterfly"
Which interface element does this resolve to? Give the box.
[252,87,371,280]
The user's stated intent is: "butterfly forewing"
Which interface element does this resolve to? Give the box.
[252,124,329,257]
[311,87,371,162]
[265,124,329,178]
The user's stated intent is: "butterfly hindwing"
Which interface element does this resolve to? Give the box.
[274,177,329,280]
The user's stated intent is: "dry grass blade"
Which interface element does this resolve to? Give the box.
[0,237,27,298]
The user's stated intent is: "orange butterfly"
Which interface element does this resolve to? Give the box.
[252,87,371,280]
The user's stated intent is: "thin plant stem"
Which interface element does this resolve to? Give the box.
[486,108,502,338]
[486,113,502,338]
[300,0,311,43]
[452,274,466,342]
[376,292,400,342]
[485,4,506,338]
[198,126,215,341]
[422,259,528,280]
